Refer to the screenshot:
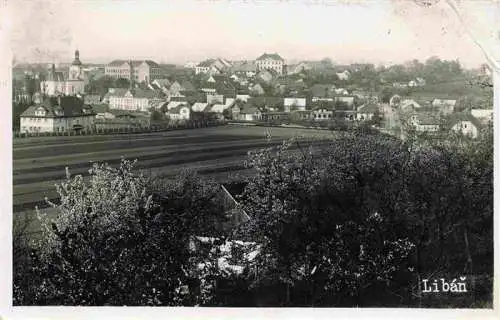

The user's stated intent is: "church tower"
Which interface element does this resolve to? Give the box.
[69,49,83,80]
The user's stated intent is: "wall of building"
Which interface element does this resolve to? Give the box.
[257,59,283,75]
[20,117,55,133]
[416,124,439,132]
[109,97,149,111]
[41,80,84,96]
[20,116,95,133]
[167,107,190,120]
[452,121,478,138]
[357,113,373,121]
[284,98,306,108]
[312,109,333,120]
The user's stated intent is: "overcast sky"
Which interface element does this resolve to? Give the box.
[8,0,500,68]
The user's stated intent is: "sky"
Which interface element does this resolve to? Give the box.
[7,0,500,68]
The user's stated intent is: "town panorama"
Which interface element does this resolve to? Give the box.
[12,48,494,308]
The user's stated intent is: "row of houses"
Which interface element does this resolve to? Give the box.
[98,72,359,115]
[402,109,492,138]
[191,53,352,80]
[19,96,161,134]
[159,97,380,124]
[392,95,493,139]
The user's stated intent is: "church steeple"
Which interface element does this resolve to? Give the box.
[69,49,83,81]
[72,49,82,66]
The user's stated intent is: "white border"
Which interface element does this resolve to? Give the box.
[1,1,499,319]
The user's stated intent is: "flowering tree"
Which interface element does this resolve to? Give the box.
[15,159,227,306]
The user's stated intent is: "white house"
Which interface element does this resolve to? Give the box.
[336,70,351,81]
[312,108,333,121]
[108,88,163,112]
[167,105,190,120]
[283,97,307,112]
[406,111,440,133]
[236,105,261,121]
[450,113,483,138]
[357,103,379,121]
[20,96,95,133]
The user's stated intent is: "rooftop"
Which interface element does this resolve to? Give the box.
[256,53,284,61]
[107,60,160,68]
[21,96,94,118]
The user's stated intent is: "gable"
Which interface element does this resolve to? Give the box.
[34,106,47,116]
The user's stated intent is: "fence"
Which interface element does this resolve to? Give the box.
[13,119,227,139]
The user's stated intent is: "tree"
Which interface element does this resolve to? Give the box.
[85,75,115,96]
[115,78,131,88]
[150,109,166,122]
[380,87,394,103]
[234,128,493,307]
[14,160,228,306]
[12,101,31,131]
[236,136,415,306]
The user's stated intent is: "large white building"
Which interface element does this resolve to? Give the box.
[20,96,95,133]
[255,53,285,75]
[106,88,164,112]
[105,60,162,83]
[40,50,85,96]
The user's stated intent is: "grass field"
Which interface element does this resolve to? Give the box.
[13,125,336,235]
